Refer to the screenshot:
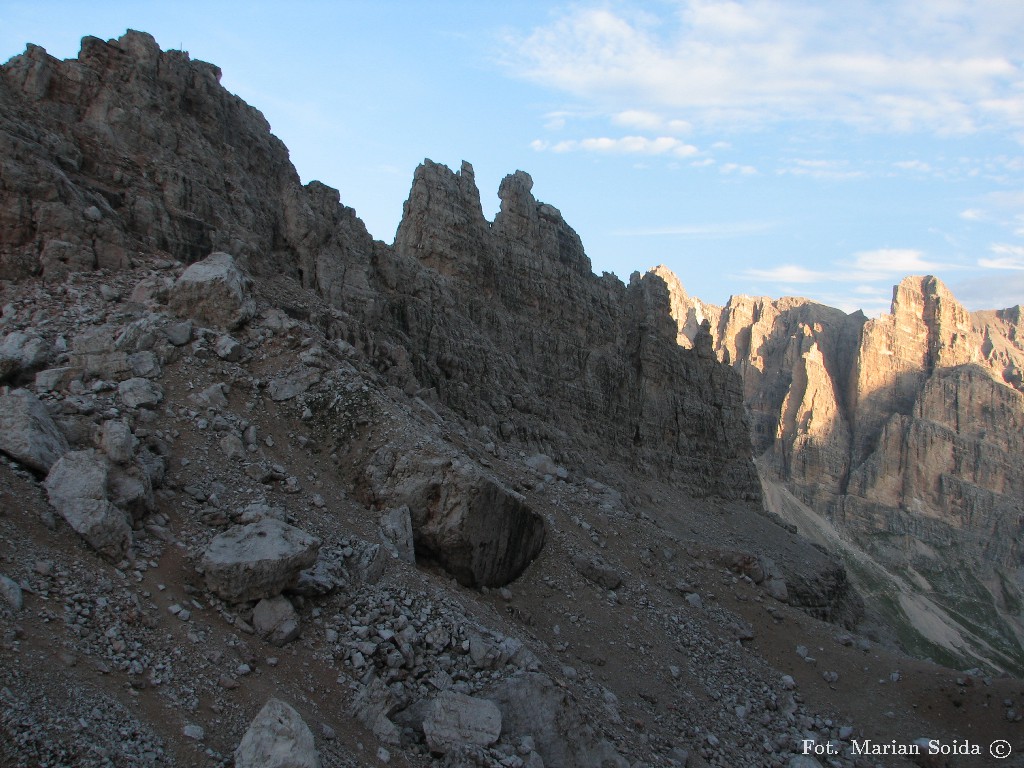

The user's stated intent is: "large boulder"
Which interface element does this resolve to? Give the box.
[486,673,627,768]
[422,691,502,755]
[44,450,131,560]
[252,595,301,646]
[200,518,320,603]
[169,252,256,330]
[0,389,69,472]
[0,331,48,383]
[365,446,545,587]
[118,377,164,409]
[234,698,320,768]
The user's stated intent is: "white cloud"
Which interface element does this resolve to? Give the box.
[720,162,757,175]
[959,208,986,221]
[778,159,866,180]
[537,135,699,158]
[980,243,1024,270]
[612,110,692,134]
[850,248,942,275]
[506,1,1024,134]
[979,257,1024,270]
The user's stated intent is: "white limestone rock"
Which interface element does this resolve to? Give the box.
[253,595,301,646]
[0,389,69,472]
[200,518,320,603]
[234,698,320,768]
[169,252,256,331]
[44,449,131,560]
[422,691,502,754]
[118,377,164,409]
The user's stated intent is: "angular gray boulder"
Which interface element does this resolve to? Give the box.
[169,251,256,330]
[0,389,69,473]
[0,331,48,383]
[200,518,320,603]
[44,449,131,560]
[380,505,415,564]
[253,595,301,646]
[487,672,627,768]
[118,377,164,409]
[422,691,502,755]
[234,698,320,768]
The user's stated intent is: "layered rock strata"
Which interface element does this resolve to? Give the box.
[660,267,1024,665]
[0,30,760,512]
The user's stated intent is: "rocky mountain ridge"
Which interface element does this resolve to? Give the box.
[658,266,1024,672]
[0,31,758,503]
[0,29,1019,768]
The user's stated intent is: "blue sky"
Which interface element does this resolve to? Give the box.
[3,1,1023,314]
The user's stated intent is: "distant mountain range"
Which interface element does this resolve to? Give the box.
[657,266,1024,672]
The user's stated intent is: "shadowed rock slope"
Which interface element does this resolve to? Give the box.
[0,30,950,768]
[0,31,757,504]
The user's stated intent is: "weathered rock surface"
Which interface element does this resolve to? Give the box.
[360,443,546,587]
[252,595,301,646]
[200,518,320,602]
[234,698,320,768]
[44,449,131,560]
[486,673,627,768]
[380,505,416,564]
[0,331,49,383]
[118,377,164,409]
[0,574,23,611]
[421,691,502,754]
[0,388,70,472]
[169,252,255,330]
[662,270,1024,668]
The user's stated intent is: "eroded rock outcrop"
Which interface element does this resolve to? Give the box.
[234,698,320,768]
[200,518,320,602]
[0,388,69,472]
[660,270,1024,667]
[0,34,760,596]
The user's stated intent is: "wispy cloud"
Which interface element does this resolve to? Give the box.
[720,162,757,175]
[778,159,866,180]
[612,109,691,134]
[893,160,932,173]
[741,248,962,292]
[506,1,1024,134]
[531,135,699,157]
[980,243,1024,270]
[848,248,946,276]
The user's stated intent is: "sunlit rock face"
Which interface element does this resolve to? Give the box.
[661,269,1024,665]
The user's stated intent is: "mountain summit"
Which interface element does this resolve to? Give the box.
[0,30,1019,767]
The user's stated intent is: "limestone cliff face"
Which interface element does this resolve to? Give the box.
[660,267,1024,665]
[662,272,1022,549]
[0,32,759,502]
[389,162,759,499]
